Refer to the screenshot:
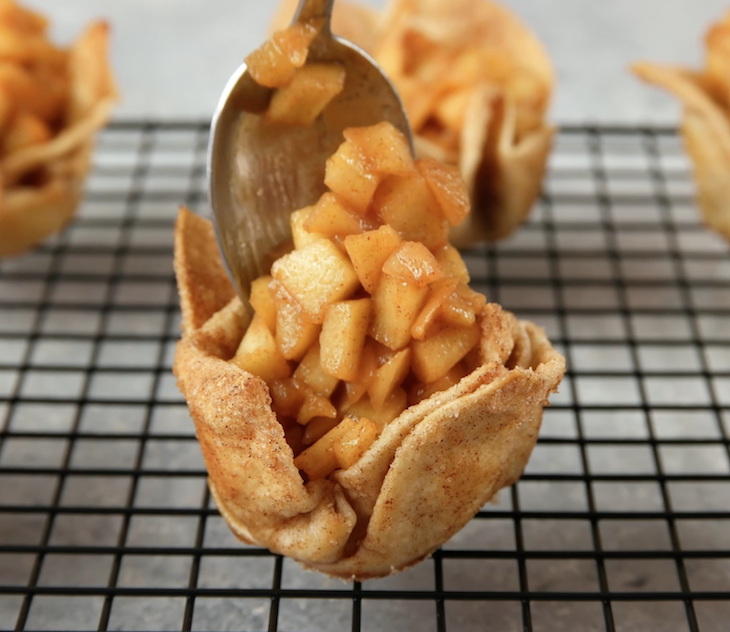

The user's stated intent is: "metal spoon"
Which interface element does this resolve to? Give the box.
[208,0,413,307]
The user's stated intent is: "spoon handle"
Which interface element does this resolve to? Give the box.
[293,0,334,28]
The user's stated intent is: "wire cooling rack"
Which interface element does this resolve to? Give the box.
[0,121,729,632]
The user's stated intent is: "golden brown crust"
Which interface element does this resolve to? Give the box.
[173,207,237,337]
[173,209,565,579]
[448,89,554,245]
[0,20,116,257]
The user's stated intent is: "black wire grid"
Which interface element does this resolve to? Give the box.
[0,121,729,632]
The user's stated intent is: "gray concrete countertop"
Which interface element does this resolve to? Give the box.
[28,0,730,123]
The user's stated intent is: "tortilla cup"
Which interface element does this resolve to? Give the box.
[0,20,117,257]
[632,61,730,241]
[173,207,565,579]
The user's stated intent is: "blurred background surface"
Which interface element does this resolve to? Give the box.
[29,0,730,123]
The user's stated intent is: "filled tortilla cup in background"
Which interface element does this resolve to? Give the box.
[632,11,730,243]
[271,0,554,245]
[0,18,117,257]
[173,208,565,580]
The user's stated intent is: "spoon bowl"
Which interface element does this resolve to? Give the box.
[208,0,413,307]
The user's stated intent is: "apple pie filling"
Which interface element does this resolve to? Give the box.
[229,121,488,480]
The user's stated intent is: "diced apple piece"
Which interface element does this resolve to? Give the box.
[433,244,470,284]
[274,22,321,66]
[344,225,401,293]
[416,156,470,226]
[370,275,428,350]
[440,292,476,328]
[381,387,408,426]
[245,22,319,88]
[412,323,481,383]
[270,280,320,361]
[381,241,443,288]
[303,416,341,445]
[343,122,415,177]
[297,390,337,425]
[456,282,487,313]
[440,283,486,328]
[324,140,380,215]
[272,239,360,324]
[294,417,359,479]
[368,347,411,410]
[266,63,346,126]
[408,363,470,405]
[293,341,339,397]
[270,377,307,418]
[342,389,406,431]
[372,173,448,250]
[244,42,294,88]
[411,278,459,340]
[320,298,372,381]
[333,417,378,469]
[304,192,366,239]
[342,336,387,404]
[249,275,277,333]
[340,393,372,419]
[231,314,291,383]
[290,205,324,249]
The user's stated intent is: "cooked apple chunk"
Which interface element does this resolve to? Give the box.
[342,389,407,431]
[293,341,339,397]
[411,278,459,340]
[434,244,470,284]
[249,275,277,333]
[297,390,337,425]
[294,417,362,479]
[267,62,346,126]
[303,416,340,445]
[408,363,471,405]
[320,298,373,381]
[343,121,415,177]
[304,192,367,239]
[231,314,291,383]
[416,157,470,226]
[334,417,378,469]
[270,280,320,361]
[324,140,380,214]
[272,239,360,324]
[373,173,449,250]
[342,337,384,405]
[440,291,477,328]
[370,275,429,350]
[411,323,481,384]
[245,22,320,88]
[344,225,401,293]
[270,377,307,418]
[381,241,443,287]
[290,206,323,249]
[368,347,411,410]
